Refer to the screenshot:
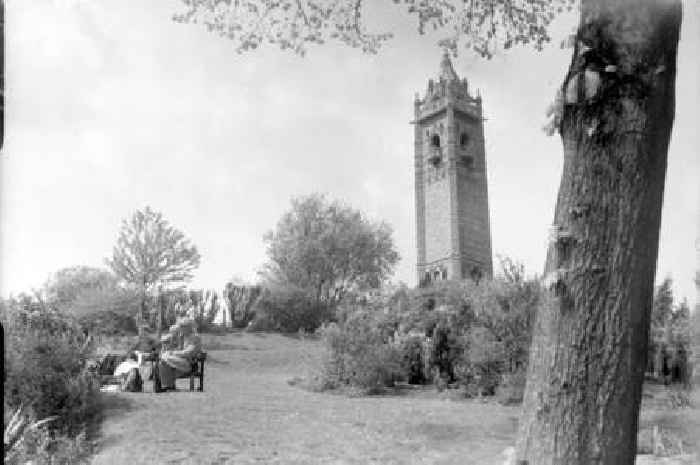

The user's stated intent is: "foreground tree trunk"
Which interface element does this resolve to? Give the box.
[515,1,682,464]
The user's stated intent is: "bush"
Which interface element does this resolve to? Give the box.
[398,260,540,395]
[318,307,404,393]
[2,296,101,437]
[4,405,91,465]
[306,258,540,396]
[223,283,262,328]
[426,322,463,383]
[250,283,332,333]
[44,267,141,337]
[79,309,138,336]
[453,327,505,397]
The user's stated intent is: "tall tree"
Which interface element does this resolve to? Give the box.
[107,206,201,334]
[173,1,684,463]
[517,3,681,463]
[651,277,674,327]
[263,194,399,304]
[647,278,675,376]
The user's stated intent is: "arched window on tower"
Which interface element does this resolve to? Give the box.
[431,134,441,148]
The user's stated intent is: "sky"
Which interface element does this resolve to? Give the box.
[1,1,698,308]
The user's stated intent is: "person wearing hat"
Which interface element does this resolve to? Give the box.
[155,318,202,391]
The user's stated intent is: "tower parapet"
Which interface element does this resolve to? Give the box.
[415,52,482,123]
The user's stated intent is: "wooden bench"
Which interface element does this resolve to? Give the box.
[150,352,207,393]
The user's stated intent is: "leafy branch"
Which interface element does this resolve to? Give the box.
[173,0,578,57]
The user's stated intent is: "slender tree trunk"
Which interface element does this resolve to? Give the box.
[515,1,681,464]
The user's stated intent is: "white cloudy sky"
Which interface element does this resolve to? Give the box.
[1,1,698,307]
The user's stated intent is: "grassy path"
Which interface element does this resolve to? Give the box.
[91,332,518,465]
[91,332,699,465]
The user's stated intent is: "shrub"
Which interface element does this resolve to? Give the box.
[2,296,101,437]
[250,283,332,332]
[223,283,262,328]
[79,309,138,336]
[426,322,463,383]
[307,257,540,396]
[147,288,219,333]
[454,327,504,397]
[4,405,91,465]
[318,307,404,393]
[44,267,141,337]
[397,260,540,394]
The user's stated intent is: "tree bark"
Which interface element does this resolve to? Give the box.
[515,1,682,464]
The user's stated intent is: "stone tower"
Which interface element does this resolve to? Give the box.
[414,52,493,285]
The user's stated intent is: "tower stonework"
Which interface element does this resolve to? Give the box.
[414,53,493,285]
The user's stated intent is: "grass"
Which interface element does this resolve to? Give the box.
[637,384,700,462]
[91,332,518,464]
[90,332,699,465]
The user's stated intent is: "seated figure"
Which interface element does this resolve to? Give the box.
[156,318,202,391]
[114,353,140,377]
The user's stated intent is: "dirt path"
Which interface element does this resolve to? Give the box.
[91,332,518,465]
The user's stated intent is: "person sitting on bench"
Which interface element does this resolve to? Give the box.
[156,318,202,392]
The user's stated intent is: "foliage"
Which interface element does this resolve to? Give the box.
[43,266,119,311]
[42,266,141,336]
[475,258,539,372]
[149,288,221,332]
[651,278,675,330]
[173,0,576,58]
[692,307,700,383]
[4,405,58,464]
[313,258,540,398]
[400,335,427,385]
[318,304,403,393]
[2,296,101,438]
[453,326,504,396]
[222,282,262,328]
[396,259,536,395]
[667,300,691,349]
[69,285,141,335]
[262,194,399,306]
[400,259,540,386]
[3,405,92,465]
[107,206,201,291]
[426,322,462,383]
[648,278,692,384]
[249,282,331,332]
